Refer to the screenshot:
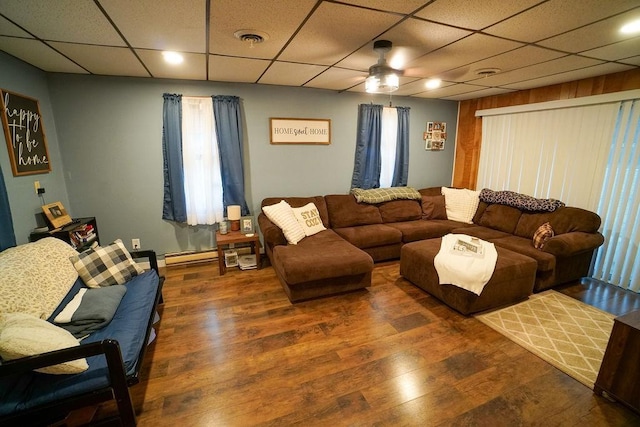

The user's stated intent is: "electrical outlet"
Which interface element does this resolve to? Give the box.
[34,181,40,194]
[132,238,140,250]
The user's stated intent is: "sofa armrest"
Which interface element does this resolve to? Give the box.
[131,249,164,304]
[543,232,605,257]
[258,213,287,247]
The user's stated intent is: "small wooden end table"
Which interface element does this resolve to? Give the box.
[216,230,261,276]
[594,309,640,414]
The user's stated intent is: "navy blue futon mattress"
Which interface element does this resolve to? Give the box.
[0,270,159,416]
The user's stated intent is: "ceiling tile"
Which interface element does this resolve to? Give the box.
[259,62,328,86]
[467,55,604,86]
[538,10,640,53]
[581,37,640,61]
[405,33,523,78]
[0,36,88,73]
[0,15,33,37]
[338,0,430,14]
[444,87,517,101]
[101,0,205,52]
[278,2,403,65]
[209,0,316,59]
[50,42,149,77]
[503,62,635,90]
[484,0,640,43]
[620,55,640,66]
[337,18,471,72]
[208,56,270,83]
[416,0,541,30]
[439,45,566,82]
[0,0,124,45]
[305,67,367,91]
[136,49,206,80]
[413,83,488,98]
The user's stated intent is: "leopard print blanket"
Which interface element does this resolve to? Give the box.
[479,188,565,212]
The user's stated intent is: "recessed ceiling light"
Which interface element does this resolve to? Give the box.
[162,51,183,65]
[620,19,640,34]
[426,78,441,89]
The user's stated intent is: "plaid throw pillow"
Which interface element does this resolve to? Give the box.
[533,222,554,250]
[70,239,144,288]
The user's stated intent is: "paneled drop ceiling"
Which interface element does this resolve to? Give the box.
[0,0,638,100]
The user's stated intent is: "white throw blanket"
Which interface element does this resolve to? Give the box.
[434,234,498,295]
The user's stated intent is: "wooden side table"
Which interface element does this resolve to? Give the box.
[594,309,640,414]
[216,230,261,275]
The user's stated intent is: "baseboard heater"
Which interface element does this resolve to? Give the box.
[164,250,218,266]
[164,247,254,266]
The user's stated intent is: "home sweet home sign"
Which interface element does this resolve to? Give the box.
[0,89,51,176]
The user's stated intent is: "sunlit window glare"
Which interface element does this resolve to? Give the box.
[162,51,184,65]
[620,19,640,34]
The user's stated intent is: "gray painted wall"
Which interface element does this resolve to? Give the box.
[0,52,71,244]
[2,53,458,255]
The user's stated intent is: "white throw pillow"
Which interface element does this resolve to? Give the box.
[292,202,326,237]
[0,312,89,374]
[441,187,480,224]
[262,200,306,244]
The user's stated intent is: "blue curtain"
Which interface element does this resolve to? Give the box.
[0,162,16,251]
[351,104,382,189]
[212,95,249,215]
[392,106,410,187]
[161,93,187,222]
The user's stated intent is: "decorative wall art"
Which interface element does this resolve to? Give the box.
[270,118,331,145]
[0,89,51,176]
[424,121,447,151]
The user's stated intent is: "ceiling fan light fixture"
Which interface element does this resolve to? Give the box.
[365,40,403,94]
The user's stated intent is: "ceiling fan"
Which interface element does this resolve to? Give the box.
[365,40,404,94]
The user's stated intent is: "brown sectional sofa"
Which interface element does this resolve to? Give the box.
[258,187,604,303]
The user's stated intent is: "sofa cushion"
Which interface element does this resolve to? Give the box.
[0,312,88,375]
[477,204,523,234]
[292,202,326,236]
[387,220,463,242]
[378,199,422,223]
[70,239,144,288]
[0,237,78,319]
[325,194,383,228]
[492,236,556,272]
[333,224,402,249]
[451,225,512,241]
[272,230,373,285]
[262,200,306,245]
[441,187,480,224]
[421,195,447,220]
[514,206,601,239]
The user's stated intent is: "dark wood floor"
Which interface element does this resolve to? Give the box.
[94,261,640,426]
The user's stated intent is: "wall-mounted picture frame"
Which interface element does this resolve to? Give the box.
[424,121,447,151]
[270,118,331,145]
[42,201,72,229]
[0,89,52,176]
[241,216,255,234]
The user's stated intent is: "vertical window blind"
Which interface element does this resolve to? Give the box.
[477,91,640,292]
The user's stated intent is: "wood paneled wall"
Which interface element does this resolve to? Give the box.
[453,68,640,190]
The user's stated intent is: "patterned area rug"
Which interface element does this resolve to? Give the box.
[475,290,614,389]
